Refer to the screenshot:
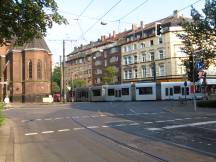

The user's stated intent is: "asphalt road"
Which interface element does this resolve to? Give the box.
[5,101,216,162]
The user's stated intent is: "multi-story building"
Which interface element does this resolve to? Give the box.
[121,11,191,83]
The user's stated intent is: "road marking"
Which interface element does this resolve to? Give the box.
[55,117,63,120]
[143,122,153,124]
[129,109,137,114]
[100,114,106,117]
[21,120,28,123]
[57,129,70,132]
[101,125,109,128]
[82,115,89,118]
[73,127,85,131]
[207,143,212,146]
[184,118,191,120]
[147,128,163,131]
[72,116,80,119]
[129,123,140,126]
[36,119,42,121]
[25,132,38,136]
[115,124,127,127]
[65,116,71,119]
[41,131,54,134]
[163,121,216,129]
[44,118,52,121]
[87,126,99,129]
[155,120,165,123]
[166,120,176,122]
[91,115,99,118]
[175,118,183,121]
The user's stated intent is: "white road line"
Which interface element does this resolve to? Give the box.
[166,120,176,122]
[147,128,163,131]
[44,118,52,121]
[55,117,63,120]
[175,118,183,121]
[21,120,28,123]
[91,115,99,118]
[73,127,85,131]
[129,109,137,114]
[36,119,42,121]
[25,132,38,136]
[72,116,80,119]
[100,114,106,117]
[57,129,70,132]
[184,118,191,120]
[129,123,140,126]
[155,120,165,123]
[87,126,99,129]
[115,124,127,127]
[65,116,71,119]
[41,131,54,134]
[143,122,153,124]
[101,125,109,128]
[163,121,216,129]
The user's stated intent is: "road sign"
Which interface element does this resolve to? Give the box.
[184,81,187,87]
[196,61,204,70]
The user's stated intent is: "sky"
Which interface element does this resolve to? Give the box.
[45,0,206,64]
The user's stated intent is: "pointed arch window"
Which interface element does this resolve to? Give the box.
[28,60,32,79]
[37,60,42,80]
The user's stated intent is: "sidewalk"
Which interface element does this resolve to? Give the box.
[4,102,73,109]
[0,119,14,162]
[163,100,216,116]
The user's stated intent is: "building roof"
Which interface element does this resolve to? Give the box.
[13,38,51,54]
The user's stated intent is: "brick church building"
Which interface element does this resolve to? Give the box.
[0,38,52,102]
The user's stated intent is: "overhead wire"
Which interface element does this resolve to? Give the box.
[82,0,122,37]
[178,0,203,12]
[78,0,95,18]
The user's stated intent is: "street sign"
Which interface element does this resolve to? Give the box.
[184,81,187,87]
[196,61,204,70]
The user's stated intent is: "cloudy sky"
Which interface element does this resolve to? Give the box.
[45,0,205,64]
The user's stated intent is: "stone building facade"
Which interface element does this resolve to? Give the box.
[0,38,52,102]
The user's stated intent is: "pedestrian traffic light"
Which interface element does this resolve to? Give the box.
[155,23,162,36]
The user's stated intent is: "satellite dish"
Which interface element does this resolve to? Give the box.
[101,21,107,25]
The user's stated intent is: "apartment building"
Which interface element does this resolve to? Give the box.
[121,11,190,83]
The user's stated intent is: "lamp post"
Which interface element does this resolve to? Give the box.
[192,54,197,112]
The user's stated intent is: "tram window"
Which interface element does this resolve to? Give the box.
[165,88,169,96]
[138,87,153,95]
[170,88,173,96]
[182,87,189,95]
[122,88,129,95]
[174,86,181,94]
[108,89,114,96]
[186,87,189,95]
[196,85,201,93]
[92,89,101,96]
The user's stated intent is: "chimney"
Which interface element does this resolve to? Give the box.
[173,10,179,18]
[109,33,112,38]
[132,23,138,31]
[101,35,105,41]
[140,21,144,28]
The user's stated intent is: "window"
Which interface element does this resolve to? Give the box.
[150,40,154,46]
[133,44,137,50]
[128,56,132,64]
[142,53,146,62]
[159,37,163,44]
[150,52,154,61]
[95,60,101,66]
[95,69,102,74]
[134,55,137,63]
[110,47,118,54]
[174,86,181,94]
[37,60,42,80]
[28,60,32,79]
[138,87,153,95]
[122,88,129,95]
[134,69,138,78]
[182,87,189,95]
[124,70,128,79]
[95,52,101,58]
[124,57,127,65]
[92,89,101,96]
[123,46,127,52]
[150,64,155,77]
[128,69,132,79]
[108,89,115,96]
[104,60,107,67]
[159,64,165,76]
[159,50,164,59]
[140,43,145,48]
[142,66,147,77]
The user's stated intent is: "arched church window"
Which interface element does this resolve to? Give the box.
[28,60,32,79]
[37,60,42,80]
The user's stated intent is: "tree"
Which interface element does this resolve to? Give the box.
[52,65,61,87]
[68,79,86,89]
[0,0,68,45]
[102,66,117,85]
[178,0,216,72]
[52,81,60,94]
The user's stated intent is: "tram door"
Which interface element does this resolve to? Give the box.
[115,89,122,97]
[165,87,174,100]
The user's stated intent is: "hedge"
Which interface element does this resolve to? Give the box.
[197,100,216,108]
[0,103,4,126]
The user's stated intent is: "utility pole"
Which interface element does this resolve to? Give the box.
[60,55,62,102]
[192,54,197,112]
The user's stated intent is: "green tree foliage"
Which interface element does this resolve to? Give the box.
[52,81,60,93]
[0,0,68,45]
[69,79,86,89]
[102,66,117,85]
[178,0,216,70]
[52,65,61,87]
[0,103,5,126]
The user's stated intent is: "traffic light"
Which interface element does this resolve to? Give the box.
[155,23,162,36]
[186,55,200,82]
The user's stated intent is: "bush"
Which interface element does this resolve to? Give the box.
[197,100,216,108]
[0,102,4,126]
